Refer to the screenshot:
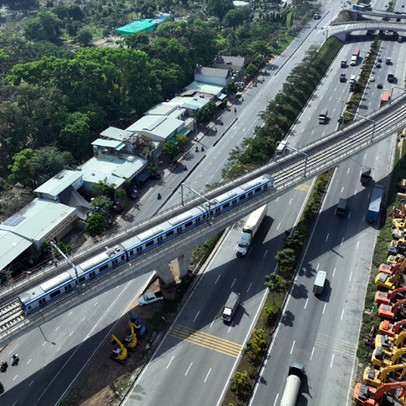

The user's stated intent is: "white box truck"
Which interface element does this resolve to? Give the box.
[235,204,267,257]
[222,291,240,323]
[313,270,326,295]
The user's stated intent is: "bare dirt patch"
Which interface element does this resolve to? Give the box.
[62,278,182,406]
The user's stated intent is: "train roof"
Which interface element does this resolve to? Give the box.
[78,245,124,272]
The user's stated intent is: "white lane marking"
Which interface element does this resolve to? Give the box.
[29,380,34,387]
[325,233,329,242]
[333,267,336,277]
[166,356,174,369]
[231,278,236,289]
[348,211,351,219]
[277,223,281,230]
[210,316,216,328]
[304,298,309,309]
[69,331,73,337]
[68,311,72,316]
[55,327,59,332]
[93,302,98,307]
[81,316,86,322]
[247,283,252,293]
[263,250,268,258]
[289,198,293,205]
[204,368,212,383]
[310,347,315,361]
[185,362,193,376]
[214,275,221,284]
[193,311,200,323]
[290,340,295,355]
[273,394,280,406]
[330,353,335,368]
[323,303,327,314]
[350,272,353,282]
[316,263,320,271]
[13,375,18,381]
[356,241,360,249]
[341,237,344,246]
[341,309,345,321]
[347,168,351,174]
[341,187,344,193]
[42,342,46,347]
[57,346,61,352]
[27,358,32,365]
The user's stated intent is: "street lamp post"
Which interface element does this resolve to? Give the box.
[345,111,376,143]
[390,86,406,103]
[284,143,308,177]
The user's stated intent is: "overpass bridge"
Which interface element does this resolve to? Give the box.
[327,20,406,41]
[1,93,406,346]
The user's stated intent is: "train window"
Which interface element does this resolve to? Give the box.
[255,187,261,193]
[223,202,230,209]
[185,221,192,227]
[89,271,95,277]
[64,284,71,291]
[50,289,61,299]
[99,264,108,272]
[146,240,154,247]
[177,227,182,232]
[157,236,163,242]
[136,247,142,253]
[39,298,46,304]
[129,250,134,256]
[239,194,246,200]
[27,305,31,310]
[166,230,174,237]
[79,276,85,283]
[112,259,117,265]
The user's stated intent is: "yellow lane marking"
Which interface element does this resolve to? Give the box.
[169,323,242,358]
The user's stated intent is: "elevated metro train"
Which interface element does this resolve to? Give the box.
[18,174,274,315]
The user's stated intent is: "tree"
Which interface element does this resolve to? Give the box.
[24,11,62,43]
[8,148,37,187]
[92,178,116,200]
[90,195,113,216]
[275,248,296,277]
[161,141,179,161]
[86,212,106,236]
[206,0,234,20]
[175,133,189,150]
[263,302,277,324]
[244,329,267,361]
[231,370,250,397]
[223,8,249,28]
[264,273,285,301]
[76,27,93,47]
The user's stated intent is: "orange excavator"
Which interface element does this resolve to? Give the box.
[380,319,406,337]
[371,346,406,367]
[375,331,406,351]
[363,363,406,387]
[375,285,406,306]
[378,298,406,320]
[354,380,406,405]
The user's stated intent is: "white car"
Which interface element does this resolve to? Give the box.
[138,292,164,306]
[369,76,375,82]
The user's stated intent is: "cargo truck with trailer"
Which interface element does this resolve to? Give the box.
[367,184,384,223]
[280,363,305,406]
[235,204,267,257]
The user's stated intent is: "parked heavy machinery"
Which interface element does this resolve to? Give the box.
[389,240,406,257]
[129,311,146,336]
[393,219,406,232]
[378,299,406,320]
[375,331,406,350]
[354,380,406,405]
[111,335,127,362]
[380,319,406,337]
[363,364,406,387]
[388,254,406,265]
[123,321,137,349]
[375,285,406,306]
[371,346,406,367]
[393,205,406,219]
[376,261,406,292]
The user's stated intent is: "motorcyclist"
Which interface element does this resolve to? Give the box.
[195,146,199,152]
[234,107,237,113]
[11,355,19,366]
[157,193,161,200]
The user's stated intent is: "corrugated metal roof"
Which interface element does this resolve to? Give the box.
[0,230,32,272]
[34,170,82,197]
[91,138,126,150]
[184,81,224,96]
[126,115,184,141]
[100,126,132,142]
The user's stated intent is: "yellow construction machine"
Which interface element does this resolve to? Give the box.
[111,334,127,362]
[123,321,137,349]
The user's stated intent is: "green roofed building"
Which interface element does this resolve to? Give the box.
[114,19,158,35]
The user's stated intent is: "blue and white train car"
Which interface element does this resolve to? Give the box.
[19,245,126,314]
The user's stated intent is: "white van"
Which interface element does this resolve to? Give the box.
[349,74,356,83]
[313,271,327,295]
[276,140,288,155]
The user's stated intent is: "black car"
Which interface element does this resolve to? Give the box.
[376,63,381,68]
[129,186,138,200]
[377,83,383,89]
[377,58,383,62]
